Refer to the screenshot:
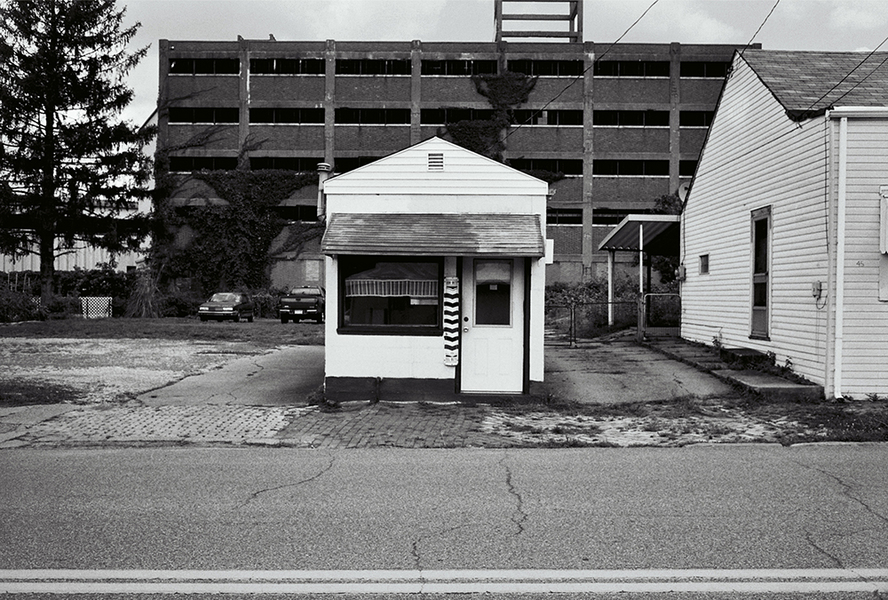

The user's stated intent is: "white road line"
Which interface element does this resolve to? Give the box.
[1,568,887,594]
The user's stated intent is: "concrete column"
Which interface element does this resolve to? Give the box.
[669,42,681,195]
[581,42,595,281]
[410,40,422,145]
[324,40,336,167]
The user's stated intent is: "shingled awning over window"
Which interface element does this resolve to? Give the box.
[322,213,545,257]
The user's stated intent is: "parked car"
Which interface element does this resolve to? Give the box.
[198,292,254,322]
[278,286,325,323]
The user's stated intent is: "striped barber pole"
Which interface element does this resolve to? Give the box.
[443,277,460,366]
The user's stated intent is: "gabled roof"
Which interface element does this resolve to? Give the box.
[741,50,888,121]
[323,136,548,196]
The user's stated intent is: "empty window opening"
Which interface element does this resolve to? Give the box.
[508,158,583,176]
[335,108,410,125]
[593,160,669,177]
[680,111,714,127]
[250,157,324,171]
[680,62,730,78]
[547,208,583,225]
[336,59,410,75]
[507,60,583,77]
[593,110,669,127]
[421,60,498,76]
[168,156,238,172]
[249,107,324,124]
[679,160,698,177]
[594,61,670,77]
[250,58,324,75]
[513,109,583,126]
[335,156,381,173]
[168,107,239,124]
[420,107,496,125]
[169,58,240,75]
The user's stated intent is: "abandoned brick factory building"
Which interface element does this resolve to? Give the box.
[156,1,755,288]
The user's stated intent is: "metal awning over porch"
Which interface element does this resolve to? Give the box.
[322,213,545,256]
[597,214,681,330]
[597,214,680,255]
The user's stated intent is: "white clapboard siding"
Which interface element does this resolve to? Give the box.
[837,117,888,395]
[324,137,549,199]
[682,55,832,385]
[1,245,144,274]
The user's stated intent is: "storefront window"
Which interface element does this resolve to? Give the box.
[339,257,443,333]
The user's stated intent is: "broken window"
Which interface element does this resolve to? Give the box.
[168,58,240,75]
[547,208,583,225]
[336,59,410,75]
[250,58,324,75]
[420,60,498,76]
[512,110,583,126]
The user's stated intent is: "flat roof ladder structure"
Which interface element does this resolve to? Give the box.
[495,0,583,43]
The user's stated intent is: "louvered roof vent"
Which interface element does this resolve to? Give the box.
[428,152,444,171]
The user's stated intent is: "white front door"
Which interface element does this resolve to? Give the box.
[460,258,525,394]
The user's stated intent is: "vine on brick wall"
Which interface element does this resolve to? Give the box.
[443,71,538,163]
[158,168,319,295]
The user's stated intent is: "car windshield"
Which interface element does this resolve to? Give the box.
[210,293,237,302]
[290,289,319,296]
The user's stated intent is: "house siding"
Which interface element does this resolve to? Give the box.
[835,117,888,396]
[682,56,831,385]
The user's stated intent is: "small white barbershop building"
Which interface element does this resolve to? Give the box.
[320,137,548,398]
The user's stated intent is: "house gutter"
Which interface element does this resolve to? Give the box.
[832,115,848,399]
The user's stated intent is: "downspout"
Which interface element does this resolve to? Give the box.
[833,117,848,399]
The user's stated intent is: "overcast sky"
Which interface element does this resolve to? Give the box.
[121,0,888,124]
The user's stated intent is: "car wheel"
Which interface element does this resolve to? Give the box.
[233,313,240,323]
[200,316,207,322]
[247,312,254,323]
[280,315,289,324]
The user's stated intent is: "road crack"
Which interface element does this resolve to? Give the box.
[499,452,528,535]
[238,454,335,508]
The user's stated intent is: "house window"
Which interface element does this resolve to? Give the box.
[339,257,443,334]
[751,207,771,339]
[699,254,709,275]
[474,260,512,326]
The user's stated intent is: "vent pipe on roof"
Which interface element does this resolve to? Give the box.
[317,162,332,221]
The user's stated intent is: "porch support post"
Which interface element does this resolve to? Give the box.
[638,223,645,297]
[607,250,615,326]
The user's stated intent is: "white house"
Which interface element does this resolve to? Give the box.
[681,49,888,399]
[321,137,548,398]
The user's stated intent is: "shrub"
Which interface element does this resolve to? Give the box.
[160,290,204,318]
[0,287,41,323]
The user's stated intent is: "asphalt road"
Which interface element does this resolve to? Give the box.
[1,444,886,593]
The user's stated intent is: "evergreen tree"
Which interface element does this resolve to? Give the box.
[0,0,153,302]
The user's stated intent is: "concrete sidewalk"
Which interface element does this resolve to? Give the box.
[0,334,813,449]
